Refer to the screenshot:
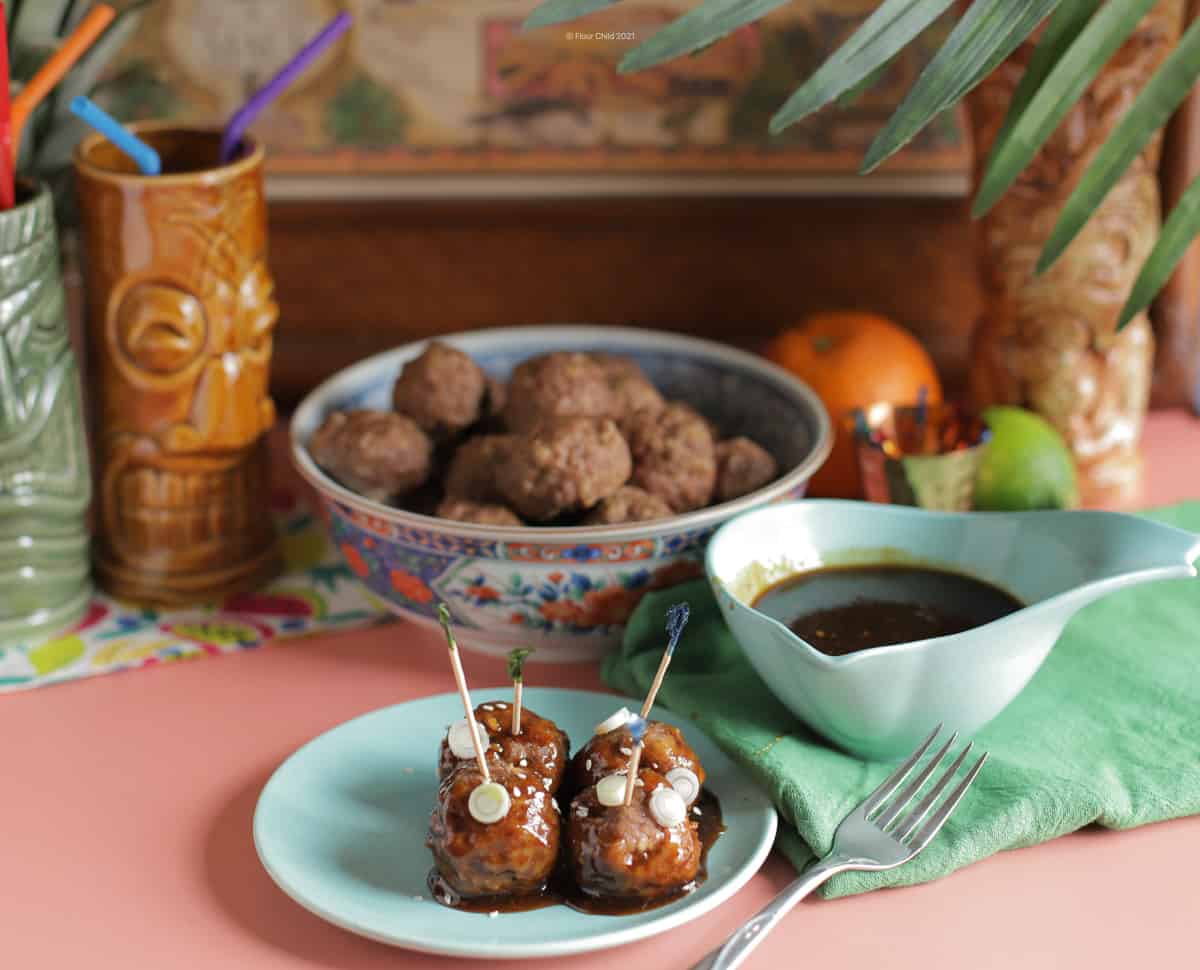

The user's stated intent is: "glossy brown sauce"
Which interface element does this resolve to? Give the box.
[429,788,724,915]
[753,564,1022,656]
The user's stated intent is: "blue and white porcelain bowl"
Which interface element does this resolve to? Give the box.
[290,326,831,661]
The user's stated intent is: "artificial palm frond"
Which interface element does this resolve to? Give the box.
[528,0,1200,323]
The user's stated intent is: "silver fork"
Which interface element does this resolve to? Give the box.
[691,725,988,970]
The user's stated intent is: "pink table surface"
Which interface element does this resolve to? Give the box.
[3,410,1199,970]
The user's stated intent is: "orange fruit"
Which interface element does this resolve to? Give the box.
[766,312,942,498]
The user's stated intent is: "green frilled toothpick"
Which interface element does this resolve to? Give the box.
[507,647,534,735]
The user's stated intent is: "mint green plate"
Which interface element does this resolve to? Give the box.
[253,687,777,959]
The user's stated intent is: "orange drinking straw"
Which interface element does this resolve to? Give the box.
[10,3,115,160]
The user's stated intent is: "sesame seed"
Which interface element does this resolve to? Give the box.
[482,704,495,711]
[619,747,632,756]
[692,807,702,816]
[543,777,552,788]
[519,758,528,767]
[489,911,498,919]
[512,787,521,797]
[575,806,587,817]
[585,759,592,771]
[496,703,507,708]
[636,778,645,786]
[412,895,423,901]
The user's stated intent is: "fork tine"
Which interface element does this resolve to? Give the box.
[894,741,972,841]
[872,731,957,828]
[907,752,989,852]
[859,724,942,817]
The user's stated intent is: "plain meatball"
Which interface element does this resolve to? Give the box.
[392,341,487,438]
[566,769,701,901]
[438,702,571,793]
[590,353,664,422]
[308,409,432,503]
[625,403,717,512]
[714,437,779,502]
[427,761,560,899]
[436,498,523,527]
[566,721,705,799]
[497,417,632,521]
[444,434,515,503]
[583,486,673,525]
[502,352,616,433]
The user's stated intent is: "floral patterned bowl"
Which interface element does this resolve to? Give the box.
[290,326,831,662]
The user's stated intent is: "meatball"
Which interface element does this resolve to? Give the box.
[714,437,779,502]
[566,769,701,901]
[625,403,717,512]
[502,352,616,432]
[392,341,487,438]
[444,434,514,504]
[427,761,560,899]
[566,720,705,799]
[436,498,523,527]
[589,353,664,422]
[583,485,673,525]
[308,409,432,503]
[439,702,570,793]
[497,417,632,521]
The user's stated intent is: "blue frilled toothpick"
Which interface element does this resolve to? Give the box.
[624,603,690,804]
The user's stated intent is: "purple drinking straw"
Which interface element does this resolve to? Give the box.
[219,11,352,164]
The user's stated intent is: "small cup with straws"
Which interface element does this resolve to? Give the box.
[851,394,991,511]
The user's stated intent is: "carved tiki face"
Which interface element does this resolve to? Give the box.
[76,127,281,602]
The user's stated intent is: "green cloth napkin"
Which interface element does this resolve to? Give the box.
[604,502,1200,898]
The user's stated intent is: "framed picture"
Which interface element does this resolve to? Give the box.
[107,0,971,198]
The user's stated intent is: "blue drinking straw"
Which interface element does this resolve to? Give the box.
[70,96,160,175]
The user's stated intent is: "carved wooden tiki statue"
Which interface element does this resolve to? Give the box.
[75,126,281,604]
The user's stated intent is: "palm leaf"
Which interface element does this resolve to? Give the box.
[1039,17,1200,274]
[522,0,623,30]
[837,60,893,108]
[975,0,1100,210]
[771,0,956,133]
[1118,170,1200,329]
[11,0,75,39]
[862,0,1061,174]
[619,0,797,74]
[973,0,1157,218]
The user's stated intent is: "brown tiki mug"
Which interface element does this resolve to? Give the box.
[75,124,281,605]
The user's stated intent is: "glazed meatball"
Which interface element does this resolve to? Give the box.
[392,341,487,438]
[589,353,664,422]
[436,498,523,527]
[714,437,779,502]
[308,409,432,503]
[502,352,616,432]
[583,486,673,525]
[497,417,632,521]
[439,702,570,793]
[625,403,717,512]
[427,761,560,899]
[567,720,705,800]
[567,769,701,901]
[444,434,515,503]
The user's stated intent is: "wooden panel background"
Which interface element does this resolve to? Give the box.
[266,195,982,408]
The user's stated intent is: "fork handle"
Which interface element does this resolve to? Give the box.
[689,855,852,970]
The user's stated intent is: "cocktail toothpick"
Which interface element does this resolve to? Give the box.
[639,602,691,719]
[436,603,489,781]
[622,715,648,806]
[506,647,533,736]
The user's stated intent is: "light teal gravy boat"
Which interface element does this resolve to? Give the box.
[705,501,1200,761]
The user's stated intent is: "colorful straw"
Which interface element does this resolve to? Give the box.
[10,3,115,160]
[70,96,160,175]
[219,11,352,164]
[0,3,13,209]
